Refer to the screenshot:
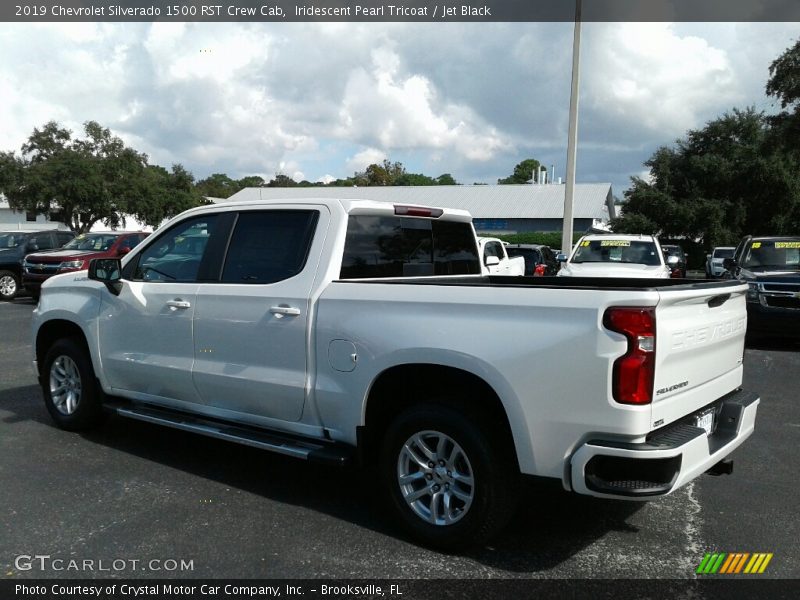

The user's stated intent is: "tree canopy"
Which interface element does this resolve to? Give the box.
[0,121,207,232]
[611,40,800,247]
[498,158,543,184]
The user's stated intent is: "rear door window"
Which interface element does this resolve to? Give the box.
[221,211,319,284]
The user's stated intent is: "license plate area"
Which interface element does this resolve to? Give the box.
[694,409,715,436]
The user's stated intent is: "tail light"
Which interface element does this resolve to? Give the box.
[603,307,656,405]
[534,264,546,277]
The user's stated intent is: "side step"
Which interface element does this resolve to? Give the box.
[107,401,354,466]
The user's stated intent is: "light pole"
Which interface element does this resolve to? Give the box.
[561,0,582,255]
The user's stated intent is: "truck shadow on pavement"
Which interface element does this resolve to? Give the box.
[1,385,643,572]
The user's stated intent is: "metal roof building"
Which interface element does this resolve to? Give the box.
[225,183,615,234]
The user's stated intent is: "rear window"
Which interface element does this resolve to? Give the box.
[340,215,480,279]
[572,239,661,266]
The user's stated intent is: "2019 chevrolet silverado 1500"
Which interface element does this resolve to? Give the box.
[32,199,759,549]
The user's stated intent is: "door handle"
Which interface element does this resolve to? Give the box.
[270,305,301,316]
[166,299,191,309]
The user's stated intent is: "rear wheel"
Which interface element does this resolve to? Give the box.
[0,270,18,301]
[380,403,518,550]
[41,338,105,431]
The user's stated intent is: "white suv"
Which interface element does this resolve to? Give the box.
[557,234,671,278]
[706,246,735,278]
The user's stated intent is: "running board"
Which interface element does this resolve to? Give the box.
[108,402,353,466]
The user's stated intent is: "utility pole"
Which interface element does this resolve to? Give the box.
[561,0,582,254]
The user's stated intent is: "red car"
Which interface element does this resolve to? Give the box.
[23,231,149,299]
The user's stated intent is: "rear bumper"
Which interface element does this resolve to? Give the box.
[570,388,759,499]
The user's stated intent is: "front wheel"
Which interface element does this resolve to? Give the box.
[0,270,19,301]
[41,338,105,431]
[380,404,518,550]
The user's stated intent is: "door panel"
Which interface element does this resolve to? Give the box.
[97,213,225,406]
[191,207,326,422]
[98,282,200,403]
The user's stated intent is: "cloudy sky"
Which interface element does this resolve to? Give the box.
[0,21,797,194]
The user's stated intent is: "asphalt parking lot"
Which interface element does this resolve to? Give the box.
[1,297,798,580]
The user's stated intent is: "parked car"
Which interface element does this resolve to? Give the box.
[477,237,525,275]
[722,235,800,339]
[23,231,149,300]
[706,246,735,278]
[557,234,671,278]
[32,198,758,549]
[505,243,559,276]
[660,244,688,278]
[0,229,75,300]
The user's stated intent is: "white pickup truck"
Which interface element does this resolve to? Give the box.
[477,236,525,276]
[32,198,759,549]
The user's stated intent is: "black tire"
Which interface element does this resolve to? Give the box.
[41,338,105,431]
[380,403,518,550]
[0,270,19,301]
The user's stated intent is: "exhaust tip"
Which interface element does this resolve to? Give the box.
[706,459,734,476]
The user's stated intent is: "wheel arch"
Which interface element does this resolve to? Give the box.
[35,319,91,377]
[361,363,525,473]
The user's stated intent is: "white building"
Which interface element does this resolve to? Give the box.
[0,196,69,231]
[224,184,615,235]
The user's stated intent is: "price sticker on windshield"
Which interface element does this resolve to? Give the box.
[751,242,762,249]
[600,240,631,247]
[775,241,800,249]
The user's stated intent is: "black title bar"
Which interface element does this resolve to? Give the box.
[3,0,800,22]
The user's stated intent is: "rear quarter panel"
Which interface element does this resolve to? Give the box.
[313,280,661,479]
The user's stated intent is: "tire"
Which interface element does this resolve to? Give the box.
[41,338,105,431]
[380,403,518,550]
[0,270,19,301]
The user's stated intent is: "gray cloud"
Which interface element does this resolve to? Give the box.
[0,22,797,195]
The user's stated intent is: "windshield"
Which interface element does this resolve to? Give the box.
[572,239,661,266]
[713,248,734,259]
[743,240,800,270]
[0,233,24,249]
[62,234,119,251]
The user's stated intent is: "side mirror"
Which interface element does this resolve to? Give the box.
[485,256,500,267]
[722,257,736,271]
[556,253,568,262]
[666,255,680,267]
[27,242,39,252]
[88,258,122,295]
[118,246,132,255]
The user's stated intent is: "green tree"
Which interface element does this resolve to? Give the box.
[267,174,298,187]
[195,173,239,198]
[498,158,542,184]
[766,39,800,157]
[0,121,207,232]
[611,108,800,246]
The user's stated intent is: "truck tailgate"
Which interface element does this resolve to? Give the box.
[651,282,748,429]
